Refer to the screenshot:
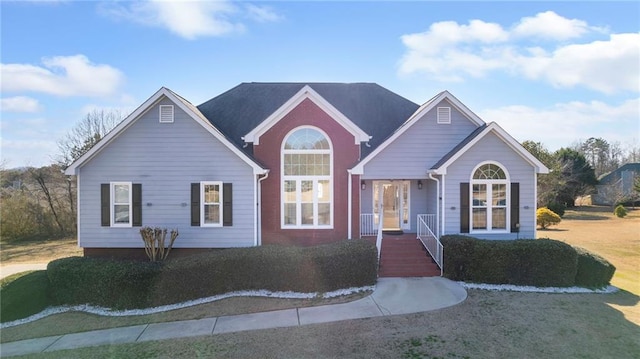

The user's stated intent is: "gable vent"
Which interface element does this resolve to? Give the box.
[437,107,451,124]
[159,105,174,123]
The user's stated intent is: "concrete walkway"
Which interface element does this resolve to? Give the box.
[0,277,467,357]
[0,263,49,280]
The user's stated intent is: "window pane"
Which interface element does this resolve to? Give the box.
[284,203,296,225]
[318,180,330,202]
[284,180,296,202]
[492,184,507,206]
[301,180,313,202]
[318,203,330,225]
[492,208,507,229]
[301,203,314,225]
[472,184,486,207]
[204,184,219,203]
[473,163,506,179]
[472,208,486,229]
[114,205,130,223]
[204,204,220,224]
[114,184,129,203]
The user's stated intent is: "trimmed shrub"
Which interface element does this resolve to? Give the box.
[546,202,566,217]
[574,247,616,288]
[47,257,162,309]
[613,205,627,218]
[151,239,378,306]
[46,240,377,309]
[441,236,578,287]
[0,271,51,323]
[537,207,562,229]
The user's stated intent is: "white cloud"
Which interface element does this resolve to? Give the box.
[100,0,247,39]
[245,4,284,23]
[1,55,124,97]
[480,97,640,150]
[0,96,41,113]
[512,11,601,40]
[398,11,639,94]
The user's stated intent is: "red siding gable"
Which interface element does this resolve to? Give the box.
[254,98,360,245]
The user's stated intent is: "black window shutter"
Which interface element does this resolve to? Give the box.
[460,182,470,233]
[101,184,110,227]
[511,182,520,233]
[191,183,200,226]
[223,183,233,226]
[132,184,142,227]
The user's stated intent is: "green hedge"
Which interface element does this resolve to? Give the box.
[46,239,378,309]
[47,257,162,309]
[1,271,51,323]
[441,235,588,287]
[574,246,616,288]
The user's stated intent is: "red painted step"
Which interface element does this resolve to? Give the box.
[378,238,440,277]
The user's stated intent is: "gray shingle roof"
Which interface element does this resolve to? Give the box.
[196,83,419,157]
[430,124,488,170]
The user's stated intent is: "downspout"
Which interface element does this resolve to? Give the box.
[428,171,440,237]
[347,170,352,240]
[256,171,270,246]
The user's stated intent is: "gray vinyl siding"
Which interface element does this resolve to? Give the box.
[78,98,256,248]
[442,133,537,240]
[362,99,479,179]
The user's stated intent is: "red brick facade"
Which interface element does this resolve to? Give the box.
[254,98,361,246]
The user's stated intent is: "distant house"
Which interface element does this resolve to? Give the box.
[65,83,548,263]
[592,163,640,205]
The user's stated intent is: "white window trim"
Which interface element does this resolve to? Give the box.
[159,105,174,123]
[281,126,334,229]
[111,182,132,228]
[469,161,510,234]
[200,181,223,227]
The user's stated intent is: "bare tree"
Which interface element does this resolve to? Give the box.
[57,109,124,167]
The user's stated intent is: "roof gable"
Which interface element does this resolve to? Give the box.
[243,85,370,145]
[351,91,484,174]
[64,87,267,175]
[196,83,419,156]
[430,122,549,175]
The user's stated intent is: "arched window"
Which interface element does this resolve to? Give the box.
[281,127,332,228]
[471,162,509,231]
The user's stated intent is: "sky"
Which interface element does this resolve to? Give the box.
[1,1,639,168]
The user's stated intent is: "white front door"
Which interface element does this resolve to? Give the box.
[373,181,410,230]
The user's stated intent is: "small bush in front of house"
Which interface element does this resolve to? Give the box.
[537,207,562,229]
[151,239,378,306]
[441,236,578,287]
[613,205,628,218]
[47,256,162,309]
[574,246,616,288]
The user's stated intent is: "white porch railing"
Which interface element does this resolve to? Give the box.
[360,214,377,237]
[417,214,443,276]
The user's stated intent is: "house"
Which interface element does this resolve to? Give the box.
[65,83,549,265]
[592,163,640,205]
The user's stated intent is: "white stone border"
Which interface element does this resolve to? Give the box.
[0,286,375,329]
[460,282,618,294]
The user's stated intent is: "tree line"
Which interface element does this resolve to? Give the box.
[1,109,638,242]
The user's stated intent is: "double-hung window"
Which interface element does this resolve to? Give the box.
[201,181,222,227]
[470,163,509,232]
[282,127,332,228]
[101,182,141,227]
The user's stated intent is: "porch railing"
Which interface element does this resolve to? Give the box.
[360,214,377,237]
[417,214,443,276]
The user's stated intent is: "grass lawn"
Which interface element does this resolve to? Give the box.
[538,205,640,324]
[1,238,82,265]
[1,206,639,358]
